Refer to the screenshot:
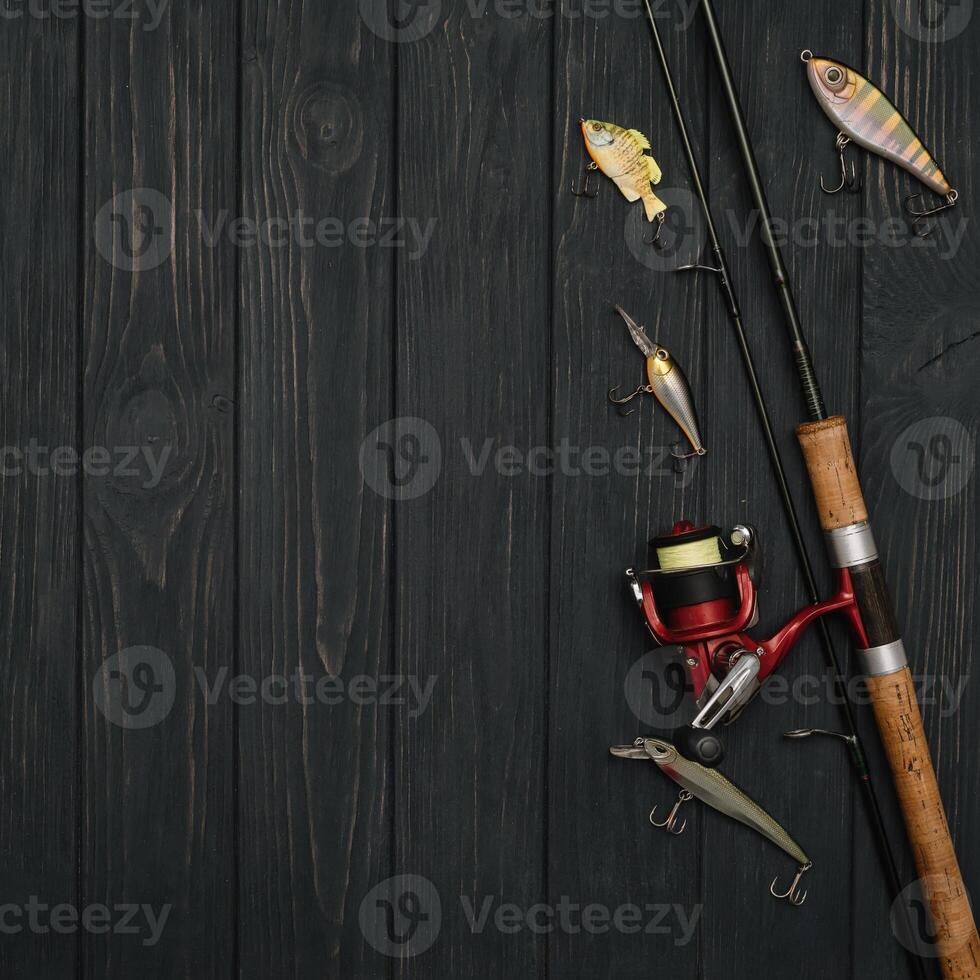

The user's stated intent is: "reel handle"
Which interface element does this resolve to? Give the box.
[798,415,980,977]
[673,725,725,768]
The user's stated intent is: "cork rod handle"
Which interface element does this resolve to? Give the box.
[797,416,980,980]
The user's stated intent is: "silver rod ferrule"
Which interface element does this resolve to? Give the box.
[859,640,908,677]
[825,522,879,569]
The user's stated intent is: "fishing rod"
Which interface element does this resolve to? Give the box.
[635,2,927,967]
[693,0,980,977]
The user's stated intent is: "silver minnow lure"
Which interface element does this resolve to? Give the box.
[610,306,706,460]
[611,736,812,903]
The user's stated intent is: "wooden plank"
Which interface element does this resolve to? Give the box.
[0,11,79,979]
[698,3,863,978]
[550,5,708,977]
[81,2,237,976]
[853,2,980,975]
[236,3,393,977]
[393,6,551,978]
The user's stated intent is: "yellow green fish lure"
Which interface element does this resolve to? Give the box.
[802,50,956,202]
[579,118,667,222]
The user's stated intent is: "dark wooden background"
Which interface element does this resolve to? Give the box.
[1,0,977,977]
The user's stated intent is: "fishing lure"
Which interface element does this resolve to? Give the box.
[801,50,958,233]
[608,305,706,460]
[573,118,667,245]
[610,736,812,906]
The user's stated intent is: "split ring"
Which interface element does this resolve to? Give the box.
[800,49,813,63]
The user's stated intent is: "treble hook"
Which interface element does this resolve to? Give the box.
[820,134,863,195]
[670,444,707,462]
[571,161,599,198]
[644,211,667,250]
[608,383,653,418]
[770,862,812,907]
[649,790,693,836]
[904,189,959,238]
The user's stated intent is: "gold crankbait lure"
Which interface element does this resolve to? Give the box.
[573,119,668,243]
[801,50,958,232]
[608,305,706,460]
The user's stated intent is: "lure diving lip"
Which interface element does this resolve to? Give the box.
[608,305,706,460]
[611,736,812,905]
[801,49,958,217]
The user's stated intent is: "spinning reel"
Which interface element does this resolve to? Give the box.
[627,522,868,768]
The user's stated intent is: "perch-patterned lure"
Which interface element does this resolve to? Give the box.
[803,51,956,200]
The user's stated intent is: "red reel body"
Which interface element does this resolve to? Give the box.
[630,521,868,718]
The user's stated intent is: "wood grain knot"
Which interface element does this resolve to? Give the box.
[104,385,180,493]
[291,82,363,174]
[210,394,234,415]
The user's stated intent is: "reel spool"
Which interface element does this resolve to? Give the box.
[646,522,760,634]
